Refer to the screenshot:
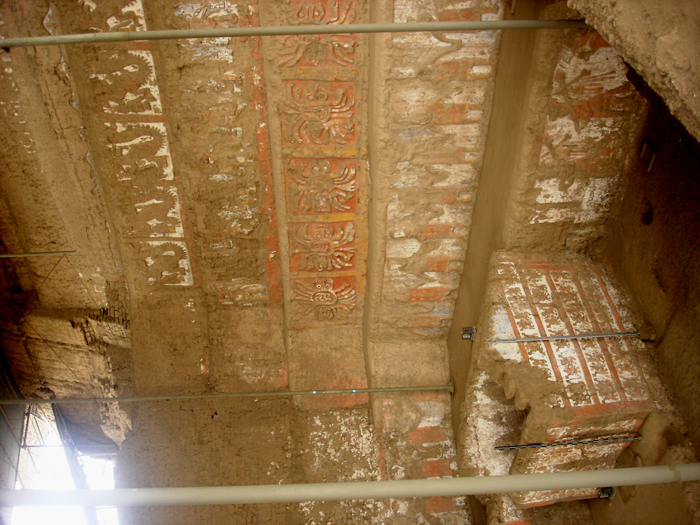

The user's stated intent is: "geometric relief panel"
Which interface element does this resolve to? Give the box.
[285,0,357,25]
[279,1,357,67]
[279,34,356,69]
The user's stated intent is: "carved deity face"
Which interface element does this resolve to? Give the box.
[306,161,336,211]
[312,279,337,305]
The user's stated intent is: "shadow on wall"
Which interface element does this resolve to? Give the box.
[595,68,700,459]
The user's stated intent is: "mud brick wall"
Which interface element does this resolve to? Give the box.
[373,390,472,524]
[369,0,503,344]
[505,20,647,251]
[259,0,370,411]
[460,370,594,525]
[474,251,656,507]
[2,310,131,453]
[0,5,122,309]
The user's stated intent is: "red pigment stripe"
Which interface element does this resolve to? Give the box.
[588,266,650,403]
[544,269,600,405]
[516,266,570,407]
[498,280,530,361]
[248,15,282,303]
[571,270,628,404]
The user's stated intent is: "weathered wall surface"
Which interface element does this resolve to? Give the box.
[2,309,131,454]
[0,3,122,309]
[459,250,700,520]
[593,68,700,465]
[447,0,647,428]
[259,0,370,410]
[568,0,700,143]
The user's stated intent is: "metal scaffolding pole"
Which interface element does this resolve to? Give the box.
[2,464,699,507]
[0,251,76,258]
[0,384,454,406]
[0,20,588,49]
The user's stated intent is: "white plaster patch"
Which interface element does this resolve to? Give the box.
[392,161,420,188]
[577,177,615,223]
[490,306,522,362]
[430,164,476,187]
[464,371,520,477]
[386,238,422,258]
[144,240,193,286]
[79,0,97,11]
[555,46,627,100]
[427,239,463,258]
[531,177,615,224]
[431,203,468,224]
[417,401,448,428]
[122,0,148,30]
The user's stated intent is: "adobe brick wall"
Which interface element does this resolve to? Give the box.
[460,249,699,516]
[373,390,472,524]
[504,12,647,251]
[0,4,121,310]
[368,0,503,344]
[479,251,654,506]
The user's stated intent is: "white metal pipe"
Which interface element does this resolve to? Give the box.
[2,464,698,507]
[0,20,588,49]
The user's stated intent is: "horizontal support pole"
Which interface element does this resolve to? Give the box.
[0,251,75,258]
[0,384,454,406]
[495,436,641,451]
[0,20,588,49]
[487,331,639,344]
[2,464,698,507]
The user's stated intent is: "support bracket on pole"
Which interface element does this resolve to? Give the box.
[462,326,477,341]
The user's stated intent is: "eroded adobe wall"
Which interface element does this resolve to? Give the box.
[568,0,700,143]
[447,0,647,426]
[460,250,700,523]
[586,73,700,525]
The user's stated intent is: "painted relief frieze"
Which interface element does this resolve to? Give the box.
[292,276,357,320]
[89,49,163,115]
[139,241,193,286]
[287,0,356,23]
[279,34,355,68]
[282,81,356,145]
[285,158,357,214]
[58,0,194,287]
[290,222,356,272]
[272,0,364,325]
[279,0,357,68]
[104,122,174,183]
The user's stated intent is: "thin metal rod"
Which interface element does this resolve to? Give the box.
[0,406,22,449]
[0,20,588,49]
[495,436,641,451]
[0,251,76,258]
[487,331,639,344]
[2,463,698,507]
[0,384,454,406]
